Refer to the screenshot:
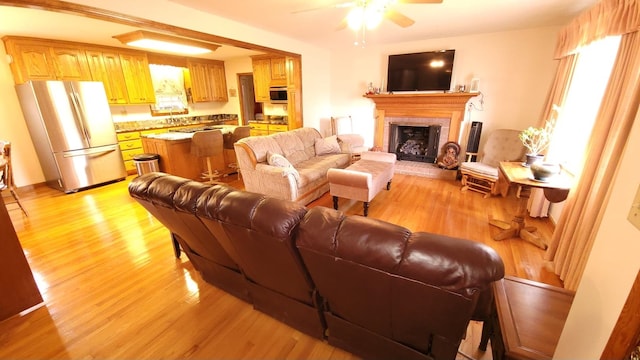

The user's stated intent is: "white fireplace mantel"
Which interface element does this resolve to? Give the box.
[365,92,478,149]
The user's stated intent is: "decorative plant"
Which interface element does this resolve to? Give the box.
[519,105,559,155]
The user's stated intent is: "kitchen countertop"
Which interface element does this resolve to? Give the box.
[249,115,288,125]
[142,125,237,140]
[114,113,239,133]
[116,120,229,133]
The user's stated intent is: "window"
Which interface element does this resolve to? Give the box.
[148,64,189,116]
[546,36,621,175]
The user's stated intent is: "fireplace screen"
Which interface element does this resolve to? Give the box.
[389,124,441,163]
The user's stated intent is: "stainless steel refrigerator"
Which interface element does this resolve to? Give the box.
[16,80,127,193]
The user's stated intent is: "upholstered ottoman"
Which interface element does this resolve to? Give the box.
[327,151,396,216]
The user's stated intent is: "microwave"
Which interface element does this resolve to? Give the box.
[269,86,288,103]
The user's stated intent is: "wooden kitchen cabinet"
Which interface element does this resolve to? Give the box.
[249,122,269,136]
[249,122,289,136]
[142,136,224,181]
[270,57,286,85]
[117,131,144,174]
[287,89,302,130]
[207,62,228,102]
[269,124,289,133]
[286,56,301,89]
[186,59,228,103]
[186,61,209,102]
[252,58,271,102]
[4,36,229,107]
[119,52,156,104]
[50,45,92,81]
[252,56,291,101]
[86,50,129,104]
[3,37,91,83]
[251,54,302,130]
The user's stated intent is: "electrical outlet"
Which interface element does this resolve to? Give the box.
[628,184,640,231]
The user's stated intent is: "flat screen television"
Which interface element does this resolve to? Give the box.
[386,49,455,92]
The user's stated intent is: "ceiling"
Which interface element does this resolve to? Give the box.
[1,0,598,60]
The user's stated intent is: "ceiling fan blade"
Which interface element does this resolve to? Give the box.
[399,0,443,3]
[386,9,415,28]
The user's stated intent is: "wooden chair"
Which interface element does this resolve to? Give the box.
[460,129,525,198]
[1,141,28,216]
[190,130,224,185]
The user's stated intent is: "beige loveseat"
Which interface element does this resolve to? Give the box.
[234,127,351,204]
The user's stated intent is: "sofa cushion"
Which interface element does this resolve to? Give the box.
[295,153,350,187]
[314,135,341,155]
[294,128,323,159]
[272,131,309,165]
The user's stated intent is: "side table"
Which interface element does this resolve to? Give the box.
[489,162,571,249]
[489,276,575,360]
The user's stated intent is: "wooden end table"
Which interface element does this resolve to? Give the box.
[490,276,575,360]
[489,161,571,249]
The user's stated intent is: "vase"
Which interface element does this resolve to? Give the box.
[530,162,560,181]
[524,154,544,167]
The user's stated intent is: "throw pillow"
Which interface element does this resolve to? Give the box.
[314,135,341,155]
[267,151,292,167]
[267,151,300,182]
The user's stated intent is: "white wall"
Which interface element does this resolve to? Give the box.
[0,43,44,186]
[554,107,640,358]
[327,26,560,149]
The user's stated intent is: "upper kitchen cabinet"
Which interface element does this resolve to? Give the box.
[119,52,156,104]
[207,62,228,102]
[251,55,300,103]
[251,57,271,102]
[286,56,301,89]
[3,37,92,83]
[186,59,228,103]
[86,50,129,104]
[270,57,286,86]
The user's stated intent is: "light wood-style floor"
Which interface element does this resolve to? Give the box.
[1,172,561,359]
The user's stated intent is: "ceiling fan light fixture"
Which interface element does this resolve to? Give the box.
[113,30,220,55]
[347,2,386,31]
[365,7,384,29]
[347,7,365,30]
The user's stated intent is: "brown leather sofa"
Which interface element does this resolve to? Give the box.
[128,172,505,360]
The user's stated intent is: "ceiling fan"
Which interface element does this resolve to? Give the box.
[294,0,443,31]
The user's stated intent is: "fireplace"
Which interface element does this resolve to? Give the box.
[389,124,441,163]
[366,92,478,178]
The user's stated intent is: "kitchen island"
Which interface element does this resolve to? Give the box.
[141,125,237,181]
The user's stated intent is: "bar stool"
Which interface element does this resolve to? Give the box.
[190,130,224,185]
[224,126,251,178]
[1,141,28,216]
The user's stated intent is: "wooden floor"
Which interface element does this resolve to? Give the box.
[1,172,562,359]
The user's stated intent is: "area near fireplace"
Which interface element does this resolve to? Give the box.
[365,92,479,178]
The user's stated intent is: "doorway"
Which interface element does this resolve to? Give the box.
[237,73,262,125]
